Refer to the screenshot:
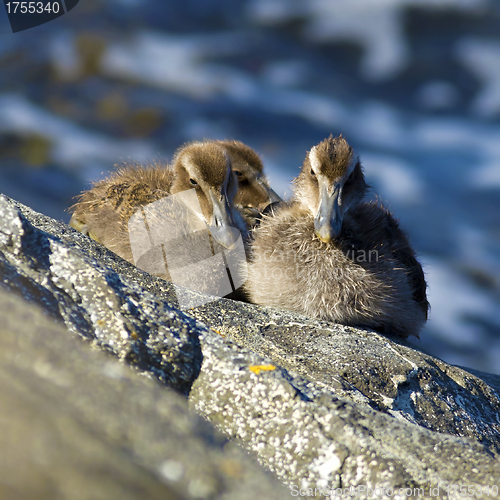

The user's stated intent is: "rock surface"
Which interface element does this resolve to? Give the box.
[1,192,500,497]
[0,271,289,499]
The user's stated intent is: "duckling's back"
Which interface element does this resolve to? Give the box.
[69,163,174,263]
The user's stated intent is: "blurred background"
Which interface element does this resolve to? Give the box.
[0,0,499,374]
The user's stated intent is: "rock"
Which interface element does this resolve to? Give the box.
[0,193,202,395]
[1,193,500,497]
[0,195,290,499]
[0,263,289,499]
[193,300,500,453]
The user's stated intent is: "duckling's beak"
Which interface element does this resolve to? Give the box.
[314,181,342,243]
[261,182,281,204]
[208,190,240,249]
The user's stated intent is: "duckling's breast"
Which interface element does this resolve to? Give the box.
[246,207,422,336]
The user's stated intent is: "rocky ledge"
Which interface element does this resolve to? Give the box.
[1,193,499,499]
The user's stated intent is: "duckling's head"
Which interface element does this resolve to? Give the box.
[171,141,242,248]
[295,135,367,243]
[218,140,281,208]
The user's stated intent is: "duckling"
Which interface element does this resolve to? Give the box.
[245,135,429,339]
[69,141,247,269]
[216,140,281,210]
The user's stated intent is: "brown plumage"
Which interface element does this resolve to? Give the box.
[69,141,247,267]
[216,140,280,209]
[245,135,429,338]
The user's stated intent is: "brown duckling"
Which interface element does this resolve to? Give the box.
[216,140,281,209]
[69,140,247,266]
[245,135,429,339]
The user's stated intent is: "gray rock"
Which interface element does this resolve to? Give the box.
[1,193,500,498]
[0,194,202,395]
[0,271,289,499]
[193,300,500,453]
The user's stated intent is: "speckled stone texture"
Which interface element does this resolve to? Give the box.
[1,193,500,498]
[0,288,289,500]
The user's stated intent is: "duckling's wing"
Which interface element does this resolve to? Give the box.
[68,164,174,258]
[348,202,429,321]
[382,208,429,320]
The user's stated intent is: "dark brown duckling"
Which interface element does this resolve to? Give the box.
[217,140,280,208]
[216,140,281,228]
[245,135,429,338]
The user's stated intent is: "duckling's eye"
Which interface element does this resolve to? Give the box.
[189,178,198,186]
[235,170,249,186]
